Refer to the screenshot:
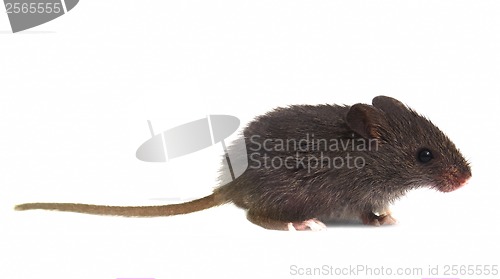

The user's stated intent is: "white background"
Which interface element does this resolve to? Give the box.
[1,1,499,279]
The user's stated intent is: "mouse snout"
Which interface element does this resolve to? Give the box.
[458,176,470,187]
[438,165,471,192]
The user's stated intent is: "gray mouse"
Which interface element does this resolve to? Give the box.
[15,96,471,231]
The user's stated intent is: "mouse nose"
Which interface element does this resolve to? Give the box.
[438,165,471,192]
[458,165,472,186]
[458,176,470,187]
[453,170,471,189]
[451,163,471,180]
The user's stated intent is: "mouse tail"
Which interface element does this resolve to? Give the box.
[14,193,225,217]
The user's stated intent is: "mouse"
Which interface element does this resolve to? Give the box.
[15,96,472,231]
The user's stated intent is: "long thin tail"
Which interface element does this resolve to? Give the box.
[14,194,223,217]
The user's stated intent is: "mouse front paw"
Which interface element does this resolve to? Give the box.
[287,218,327,231]
[361,212,397,226]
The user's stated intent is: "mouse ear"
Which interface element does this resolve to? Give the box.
[372,96,407,115]
[346,104,387,139]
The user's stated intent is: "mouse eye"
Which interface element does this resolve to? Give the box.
[417,149,433,163]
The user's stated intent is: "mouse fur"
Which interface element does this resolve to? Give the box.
[15,96,471,230]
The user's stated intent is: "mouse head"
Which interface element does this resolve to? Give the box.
[346,96,471,192]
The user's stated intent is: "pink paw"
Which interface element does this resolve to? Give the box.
[287,218,327,231]
[379,214,397,225]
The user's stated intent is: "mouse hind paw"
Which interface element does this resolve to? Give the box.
[246,210,327,231]
[288,218,327,231]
